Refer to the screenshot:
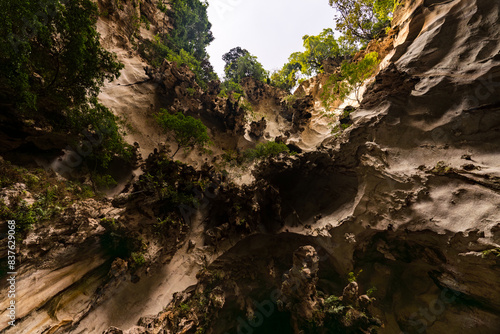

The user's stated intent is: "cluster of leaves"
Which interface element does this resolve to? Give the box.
[329,0,398,45]
[0,0,132,168]
[155,109,212,158]
[140,0,217,89]
[0,159,95,239]
[244,141,291,161]
[482,248,500,258]
[221,142,292,168]
[322,52,380,108]
[220,47,268,97]
[270,1,398,95]
[270,28,356,92]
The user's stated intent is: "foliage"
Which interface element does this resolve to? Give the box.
[142,0,217,89]
[219,80,244,99]
[328,0,398,45]
[347,269,363,283]
[290,28,356,76]
[431,161,454,175]
[481,248,500,258]
[322,52,380,108]
[141,36,217,89]
[0,0,123,113]
[244,141,290,161]
[0,0,133,170]
[270,61,302,92]
[222,47,267,84]
[93,174,118,189]
[67,98,133,168]
[367,286,377,297]
[130,252,146,268]
[100,218,143,259]
[159,0,214,60]
[0,159,95,240]
[155,110,212,157]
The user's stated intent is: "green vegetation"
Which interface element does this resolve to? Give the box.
[328,0,398,45]
[431,161,454,175]
[0,159,95,240]
[291,28,356,76]
[0,0,132,169]
[0,0,123,112]
[223,47,267,83]
[100,217,145,261]
[220,47,267,97]
[243,142,290,161]
[482,248,500,258]
[322,52,380,107]
[155,110,212,157]
[270,62,302,92]
[347,269,363,283]
[140,0,217,89]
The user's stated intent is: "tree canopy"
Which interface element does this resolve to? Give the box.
[328,0,397,44]
[0,0,123,113]
[142,0,217,89]
[222,47,267,83]
[0,0,131,168]
[155,110,211,157]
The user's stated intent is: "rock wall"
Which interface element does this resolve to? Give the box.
[1,0,499,334]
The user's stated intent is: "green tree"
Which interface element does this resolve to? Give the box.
[270,61,302,92]
[222,47,250,81]
[146,0,217,89]
[0,0,123,113]
[289,28,355,76]
[0,0,131,168]
[328,0,398,44]
[222,48,267,83]
[163,0,214,60]
[155,110,211,157]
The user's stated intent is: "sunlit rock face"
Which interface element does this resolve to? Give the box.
[2,1,500,334]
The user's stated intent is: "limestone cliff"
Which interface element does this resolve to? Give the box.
[0,0,499,334]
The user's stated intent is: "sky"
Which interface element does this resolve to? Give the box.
[206,0,338,78]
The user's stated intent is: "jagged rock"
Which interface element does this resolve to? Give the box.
[279,246,320,328]
[103,327,124,334]
[342,282,359,305]
[249,117,267,138]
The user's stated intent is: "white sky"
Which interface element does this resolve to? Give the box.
[206,0,337,78]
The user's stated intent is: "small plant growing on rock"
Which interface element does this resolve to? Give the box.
[243,141,290,161]
[431,161,454,175]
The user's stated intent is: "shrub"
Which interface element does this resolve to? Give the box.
[244,142,290,161]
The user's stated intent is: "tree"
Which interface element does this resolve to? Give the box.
[163,0,214,60]
[222,47,250,81]
[0,0,131,168]
[144,0,217,89]
[270,61,302,92]
[222,48,267,83]
[155,110,211,157]
[328,0,397,44]
[289,28,355,76]
[244,141,290,161]
[321,52,380,107]
[0,0,123,113]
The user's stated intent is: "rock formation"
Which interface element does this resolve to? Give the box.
[1,0,499,334]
